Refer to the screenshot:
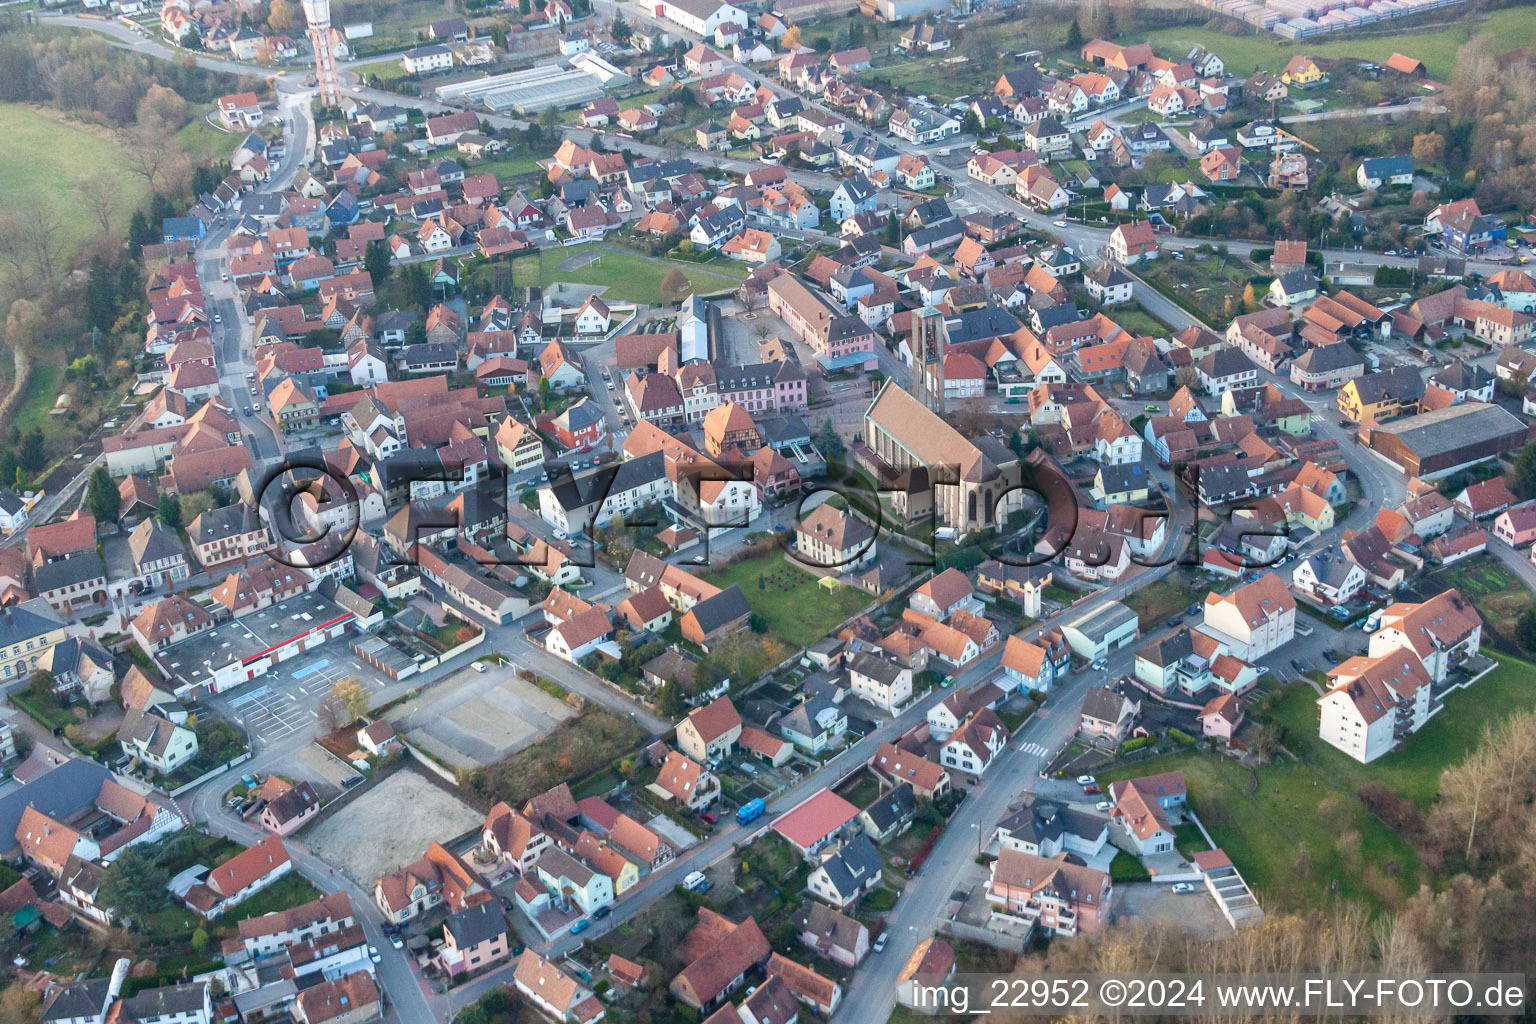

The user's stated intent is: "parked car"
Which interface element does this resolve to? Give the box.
[369,946,381,962]
[571,918,590,934]
[1076,775,1096,785]
[388,933,403,949]
[1095,800,1113,812]
[873,931,889,953]
[1171,882,1197,894]
[592,905,611,920]
[701,812,717,824]
[1083,783,1101,795]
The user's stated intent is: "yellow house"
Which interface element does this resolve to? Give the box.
[1276,483,1334,533]
[1281,55,1324,85]
[1337,366,1423,423]
[1090,464,1151,506]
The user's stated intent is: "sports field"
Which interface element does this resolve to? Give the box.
[0,102,149,251]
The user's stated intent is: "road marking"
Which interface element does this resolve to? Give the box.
[1017,741,1049,757]
[226,686,272,709]
[292,658,331,679]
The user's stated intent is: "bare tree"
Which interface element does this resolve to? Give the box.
[122,126,174,190]
[0,213,33,289]
[75,173,119,237]
[29,204,65,286]
[737,284,761,314]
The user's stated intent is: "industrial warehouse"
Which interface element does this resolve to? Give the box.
[1367,402,1530,478]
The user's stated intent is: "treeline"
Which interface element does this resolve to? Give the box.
[0,22,239,115]
[0,23,249,435]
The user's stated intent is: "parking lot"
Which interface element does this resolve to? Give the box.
[210,646,395,746]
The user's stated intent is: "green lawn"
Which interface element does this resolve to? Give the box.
[9,364,63,443]
[1101,751,1420,913]
[176,116,237,168]
[1112,306,1174,337]
[9,689,80,732]
[474,150,549,183]
[353,57,414,83]
[1124,576,1199,629]
[0,103,150,252]
[507,245,744,304]
[700,554,870,649]
[1109,848,1150,882]
[1263,653,1536,807]
[1140,5,1536,82]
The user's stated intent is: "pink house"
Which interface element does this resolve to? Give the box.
[1493,504,1536,547]
[440,901,511,977]
[1196,693,1243,741]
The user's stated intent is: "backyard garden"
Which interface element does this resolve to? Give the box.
[701,550,872,649]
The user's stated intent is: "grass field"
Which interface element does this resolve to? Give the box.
[0,103,149,252]
[1141,6,1536,82]
[8,364,63,441]
[1100,750,1421,912]
[701,553,870,649]
[508,245,744,303]
[353,57,414,83]
[1264,653,1536,806]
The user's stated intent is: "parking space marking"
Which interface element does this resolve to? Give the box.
[239,687,316,741]
[292,658,331,680]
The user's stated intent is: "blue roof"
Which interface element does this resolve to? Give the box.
[1362,155,1413,178]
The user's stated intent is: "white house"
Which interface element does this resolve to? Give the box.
[940,709,1009,776]
[402,44,453,75]
[655,0,748,36]
[1367,588,1481,683]
[845,651,912,714]
[1292,554,1366,606]
[1200,572,1295,660]
[574,296,612,336]
[1316,649,1433,763]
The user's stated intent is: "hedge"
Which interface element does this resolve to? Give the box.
[1121,736,1153,753]
[1168,728,1196,747]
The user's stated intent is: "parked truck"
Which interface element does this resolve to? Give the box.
[735,798,766,825]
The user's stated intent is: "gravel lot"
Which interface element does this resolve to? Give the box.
[1116,881,1233,939]
[385,664,574,771]
[306,769,484,884]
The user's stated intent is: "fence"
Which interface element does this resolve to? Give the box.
[168,750,254,797]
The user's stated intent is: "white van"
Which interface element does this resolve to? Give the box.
[683,871,707,892]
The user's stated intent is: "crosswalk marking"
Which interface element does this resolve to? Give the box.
[1017,741,1049,757]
